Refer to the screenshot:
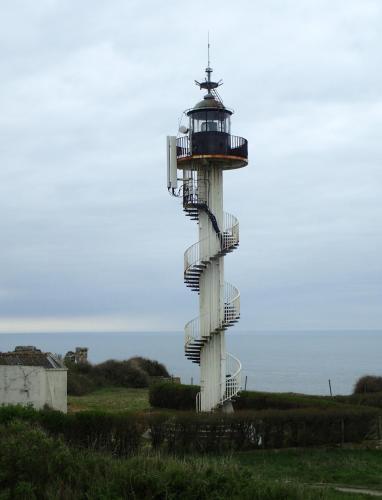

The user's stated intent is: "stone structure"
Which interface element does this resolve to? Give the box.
[64,347,88,364]
[0,346,67,412]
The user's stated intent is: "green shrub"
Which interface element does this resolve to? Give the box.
[129,356,170,377]
[0,406,143,457]
[233,391,341,411]
[149,382,200,410]
[354,375,382,394]
[66,356,171,395]
[93,360,149,388]
[0,403,379,458]
[0,404,39,425]
[0,421,76,499]
[147,407,380,453]
[67,370,98,396]
[0,421,322,499]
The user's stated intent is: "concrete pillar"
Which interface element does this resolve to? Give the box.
[198,165,226,411]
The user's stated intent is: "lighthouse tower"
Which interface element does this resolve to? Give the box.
[167,61,248,412]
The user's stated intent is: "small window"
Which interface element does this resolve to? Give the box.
[201,121,218,132]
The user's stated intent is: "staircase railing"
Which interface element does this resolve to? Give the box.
[184,212,239,276]
[184,282,240,358]
[222,353,242,404]
[182,179,242,411]
[196,391,201,412]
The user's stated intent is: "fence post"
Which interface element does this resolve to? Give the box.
[341,419,345,447]
[244,375,248,391]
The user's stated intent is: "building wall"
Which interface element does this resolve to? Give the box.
[45,369,67,413]
[0,365,67,413]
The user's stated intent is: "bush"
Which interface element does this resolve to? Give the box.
[0,421,76,499]
[0,406,143,457]
[345,392,382,409]
[93,360,150,388]
[67,370,97,396]
[149,382,200,410]
[233,391,341,411]
[147,407,380,453]
[0,421,321,499]
[66,356,171,395]
[0,403,379,458]
[354,375,382,394]
[129,356,170,377]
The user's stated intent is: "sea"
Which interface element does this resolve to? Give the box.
[1,330,381,396]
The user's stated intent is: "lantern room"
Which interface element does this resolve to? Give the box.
[175,67,248,170]
[188,94,232,134]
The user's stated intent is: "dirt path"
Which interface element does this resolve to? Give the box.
[334,486,382,497]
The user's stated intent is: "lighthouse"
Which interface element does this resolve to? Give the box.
[167,60,248,412]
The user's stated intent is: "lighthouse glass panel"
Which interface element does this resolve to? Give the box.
[190,111,231,134]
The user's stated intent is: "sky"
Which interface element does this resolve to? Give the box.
[0,0,381,333]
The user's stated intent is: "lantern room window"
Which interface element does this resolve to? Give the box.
[189,110,231,134]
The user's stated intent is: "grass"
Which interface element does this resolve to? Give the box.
[0,420,374,500]
[65,388,382,497]
[68,386,150,413]
[234,448,382,492]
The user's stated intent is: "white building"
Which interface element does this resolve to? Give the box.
[0,346,67,413]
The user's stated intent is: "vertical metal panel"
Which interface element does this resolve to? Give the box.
[166,136,177,189]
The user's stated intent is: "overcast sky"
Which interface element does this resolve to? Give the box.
[0,0,381,333]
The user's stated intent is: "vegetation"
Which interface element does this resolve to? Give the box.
[233,391,343,411]
[236,448,382,491]
[68,387,150,413]
[149,381,199,410]
[334,392,382,409]
[0,420,370,499]
[148,384,382,413]
[0,405,143,456]
[148,407,380,453]
[67,356,170,396]
[1,404,379,457]
[1,404,382,498]
[353,375,382,394]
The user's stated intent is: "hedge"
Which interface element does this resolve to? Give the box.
[0,405,143,456]
[354,375,382,394]
[149,385,345,412]
[232,391,343,411]
[148,407,381,453]
[0,405,380,455]
[149,382,200,410]
[0,421,320,500]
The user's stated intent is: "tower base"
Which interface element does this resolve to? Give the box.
[221,400,234,414]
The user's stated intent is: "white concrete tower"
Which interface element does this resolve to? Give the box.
[167,62,248,412]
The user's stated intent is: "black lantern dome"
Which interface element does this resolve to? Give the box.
[176,64,248,170]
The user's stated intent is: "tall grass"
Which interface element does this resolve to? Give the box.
[0,421,329,499]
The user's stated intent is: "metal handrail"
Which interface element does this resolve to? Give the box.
[184,281,240,349]
[184,211,239,275]
[224,282,240,324]
[222,352,242,405]
[177,136,190,158]
[196,391,201,412]
[181,175,242,412]
[176,134,248,159]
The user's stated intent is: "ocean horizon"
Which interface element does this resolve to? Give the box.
[1,329,381,396]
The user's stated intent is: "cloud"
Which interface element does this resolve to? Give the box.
[0,0,381,332]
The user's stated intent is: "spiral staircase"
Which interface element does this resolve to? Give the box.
[182,181,242,411]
